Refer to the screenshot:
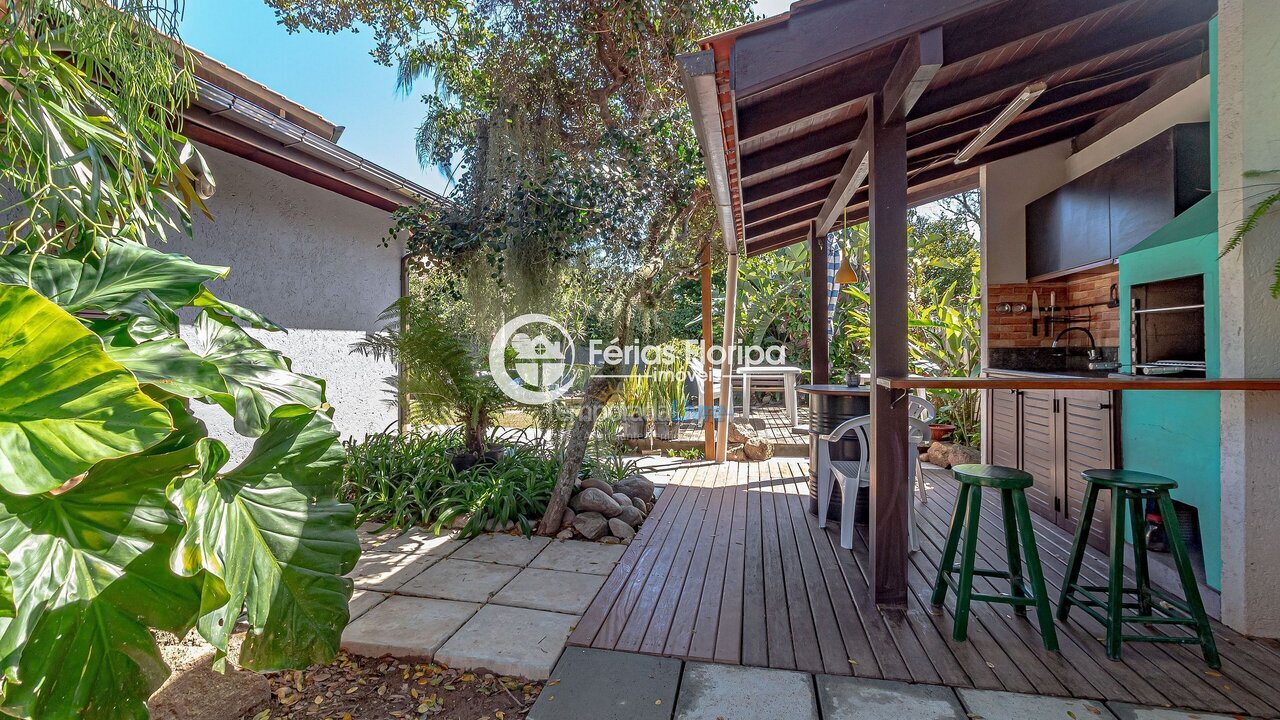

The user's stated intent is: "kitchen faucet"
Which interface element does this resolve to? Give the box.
[1052,326,1100,359]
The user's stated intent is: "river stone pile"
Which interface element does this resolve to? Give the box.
[558,474,657,544]
[922,441,980,469]
[725,421,775,462]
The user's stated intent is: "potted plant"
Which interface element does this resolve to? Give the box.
[649,341,689,441]
[618,367,650,439]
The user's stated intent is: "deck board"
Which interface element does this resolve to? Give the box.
[570,460,1280,718]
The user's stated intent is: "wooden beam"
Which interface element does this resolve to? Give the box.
[815,122,872,236]
[1073,53,1208,151]
[912,0,1214,119]
[734,0,1135,143]
[745,207,814,238]
[808,222,830,385]
[867,95,911,608]
[701,241,715,460]
[744,185,831,226]
[740,120,862,179]
[883,28,944,123]
[730,0,1003,96]
[815,29,942,236]
[743,158,845,205]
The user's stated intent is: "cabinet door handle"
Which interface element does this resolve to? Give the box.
[1089,403,1111,410]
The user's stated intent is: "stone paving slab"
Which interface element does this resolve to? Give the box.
[958,689,1116,720]
[1107,702,1244,720]
[527,647,681,720]
[818,675,966,719]
[435,604,578,680]
[348,589,389,622]
[450,533,551,566]
[348,551,442,592]
[342,596,479,659]
[675,662,818,720]
[491,567,607,614]
[398,558,521,602]
[529,540,627,575]
[357,524,466,556]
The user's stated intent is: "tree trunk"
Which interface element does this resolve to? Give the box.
[536,372,619,535]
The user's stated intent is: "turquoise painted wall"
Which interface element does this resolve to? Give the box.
[1118,234,1221,588]
[1114,15,1223,591]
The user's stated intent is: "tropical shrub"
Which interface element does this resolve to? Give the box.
[0,4,358,715]
[353,298,511,454]
[343,431,558,538]
[0,243,359,718]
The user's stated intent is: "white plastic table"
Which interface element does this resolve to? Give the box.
[740,365,803,427]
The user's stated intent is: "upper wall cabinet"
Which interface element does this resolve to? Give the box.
[1026,123,1210,281]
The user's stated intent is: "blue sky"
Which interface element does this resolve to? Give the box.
[179,0,794,195]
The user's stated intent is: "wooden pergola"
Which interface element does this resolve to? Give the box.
[678,0,1214,607]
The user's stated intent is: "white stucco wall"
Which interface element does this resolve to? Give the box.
[1217,0,1280,638]
[979,141,1072,286]
[164,144,403,459]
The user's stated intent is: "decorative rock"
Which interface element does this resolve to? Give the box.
[743,437,774,461]
[925,441,980,469]
[726,444,746,462]
[728,422,756,444]
[601,536,621,544]
[631,496,646,511]
[580,477,613,494]
[616,506,644,527]
[560,507,576,530]
[572,511,609,540]
[570,487,623,518]
[611,492,633,508]
[946,443,981,467]
[607,518,636,540]
[614,474,656,503]
[555,528,574,540]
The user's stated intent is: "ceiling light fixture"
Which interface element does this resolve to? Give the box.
[954,81,1047,165]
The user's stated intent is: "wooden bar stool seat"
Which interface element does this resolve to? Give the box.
[931,464,1059,651]
[1058,468,1220,668]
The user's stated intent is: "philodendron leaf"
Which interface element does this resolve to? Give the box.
[0,441,206,720]
[0,240,226,318]
[189,311,326,437]
[0,284,172,495]
[170,405,359,671]
[107,337,229,400]
[192,287,283,332]
[0,553,12,620]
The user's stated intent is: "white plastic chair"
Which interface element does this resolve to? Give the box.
[816,415,930,551]
[906,395,936,505]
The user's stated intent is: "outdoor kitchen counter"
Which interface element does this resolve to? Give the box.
[876,375,1280,391]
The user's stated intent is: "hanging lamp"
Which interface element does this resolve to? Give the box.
[834,206,857,283]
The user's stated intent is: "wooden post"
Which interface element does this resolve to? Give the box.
[701,241,715,459]
[867,97,911,607]
[808,221,831,384]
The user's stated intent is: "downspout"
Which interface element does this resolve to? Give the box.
[679,48,743,463]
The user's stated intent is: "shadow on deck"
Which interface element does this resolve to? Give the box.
[568,459,1280,718]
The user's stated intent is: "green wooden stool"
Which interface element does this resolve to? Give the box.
[1058,469,1220,668]
[931,464,1059,651]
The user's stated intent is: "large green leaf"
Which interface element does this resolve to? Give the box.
[192,287,283,332]
[188,311,326,437]
[0,284,172,495]
[0,441,205,719]
[107,337,229,400]
[0,241,226,318]
[170,406,359,671]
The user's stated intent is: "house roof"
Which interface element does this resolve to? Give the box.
[179,46,445,212]
[682,0,1213,256]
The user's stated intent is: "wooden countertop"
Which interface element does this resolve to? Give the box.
[797,384,873,395]
[875,375,1280,391]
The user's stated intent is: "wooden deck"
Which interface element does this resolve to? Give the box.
[568,460,1280,718]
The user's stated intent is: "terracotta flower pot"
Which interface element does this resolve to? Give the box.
[929,423,956,442]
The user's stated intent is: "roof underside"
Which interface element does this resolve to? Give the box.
[700,0,1214,256]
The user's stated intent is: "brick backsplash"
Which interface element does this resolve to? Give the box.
[988,269,1120,350]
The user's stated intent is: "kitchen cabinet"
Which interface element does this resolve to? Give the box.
[1025,123,1210,281]
[1025,165,1114,280]
[983,381,1118,551]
